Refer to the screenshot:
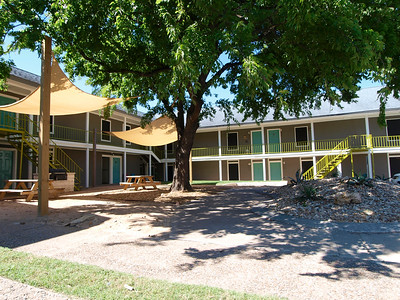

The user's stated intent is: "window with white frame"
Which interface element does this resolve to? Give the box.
[295,126,308,146]
[125,124,131,145]
[101,119,111,142]
[227,132,238,150]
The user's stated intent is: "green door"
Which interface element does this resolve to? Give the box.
[251,131,263,154]
[112,157,120,184]
[253,162,263,181]
[0,150,13,187]
[268,129,281,153]
[270,161,282,180]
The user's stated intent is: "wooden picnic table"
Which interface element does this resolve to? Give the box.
[0,179,64,201]
[120,175,161,191]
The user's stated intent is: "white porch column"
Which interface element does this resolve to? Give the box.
[218,130,223,181]
[85,112,90,143]
[365,116,373,178]
[261,125,266,180]
[261,125,265,155]
[337,163,343,177]
[263,158,267,181]
[219,160,223,181]
[165,162,168,181]
[218,129,222,156]
[85,112,90,187]
[310,122,317,177]
[387,153,391,178]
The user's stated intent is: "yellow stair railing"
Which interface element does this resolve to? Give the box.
[303,135,372,180]
[6,115,83,190]
[303,137,350,180]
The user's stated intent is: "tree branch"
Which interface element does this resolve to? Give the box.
[205,62,241,90]
[77,48,170,77]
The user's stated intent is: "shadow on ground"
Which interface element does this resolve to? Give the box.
[135,187,400,280]
[0,186,172,248]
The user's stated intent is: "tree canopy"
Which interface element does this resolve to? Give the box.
[1,0,399,190]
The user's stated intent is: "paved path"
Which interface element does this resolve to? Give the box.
[1,187,399,299]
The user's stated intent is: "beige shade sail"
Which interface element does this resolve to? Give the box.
[0,57,122,115]
[111,116,178,146]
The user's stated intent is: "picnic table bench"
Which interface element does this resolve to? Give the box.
[120,175,161,191]
[0,179,65,201]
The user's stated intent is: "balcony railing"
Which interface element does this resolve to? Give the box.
[373,135,400,148]
[190,135,378,158]
[4,115,400,159]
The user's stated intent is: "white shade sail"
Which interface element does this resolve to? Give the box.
[0,57,122,115]
[111,116,178,146]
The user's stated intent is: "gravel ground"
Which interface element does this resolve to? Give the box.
[269,178,400,223]
[0,184,399,299]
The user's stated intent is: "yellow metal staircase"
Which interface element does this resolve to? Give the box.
[5,115,83,190]
[302,135,372,180]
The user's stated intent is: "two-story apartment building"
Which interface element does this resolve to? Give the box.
[186,87,400,182]
[2,66,400,188]
[0,67,161,189]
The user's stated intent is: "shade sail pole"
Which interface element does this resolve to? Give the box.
[38,36,52,216]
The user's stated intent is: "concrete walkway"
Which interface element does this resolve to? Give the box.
[1,187,399,299]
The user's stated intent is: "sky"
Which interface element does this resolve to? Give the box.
[6,48,382,99]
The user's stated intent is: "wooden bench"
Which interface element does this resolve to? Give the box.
[0,179,65,202]
[120,175,161,191]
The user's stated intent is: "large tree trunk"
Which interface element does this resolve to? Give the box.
[170,122,198,192]
[170,94,202,192]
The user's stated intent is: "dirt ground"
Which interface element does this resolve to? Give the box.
[0,185,229,245]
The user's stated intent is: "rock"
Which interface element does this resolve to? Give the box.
[334,191,361,205]
[334,192,351,205]
[363,209,374,216]
[350,192,362,204]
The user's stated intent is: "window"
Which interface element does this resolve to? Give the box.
[36,115,54,134]
[125,125,131,145]
[167,143,174,154]
[227,132,238,150]
[50,116,54,134]
[101,119,111,142]
[301,159,313,174]
[387,119,400,137]
[295,126,308,146]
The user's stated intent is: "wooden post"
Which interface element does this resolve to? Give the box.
[92,128,96,187]
[38,36,52,216]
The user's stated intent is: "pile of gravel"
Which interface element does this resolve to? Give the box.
[266,178,400,223]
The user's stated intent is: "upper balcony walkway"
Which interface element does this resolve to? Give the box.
[0,114,150,152]
[1,113,399,161]
[188,135,400,159]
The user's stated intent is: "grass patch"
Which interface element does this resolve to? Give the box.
[0,247,282,299]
